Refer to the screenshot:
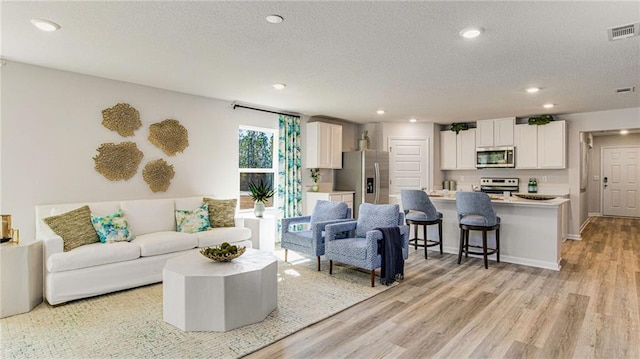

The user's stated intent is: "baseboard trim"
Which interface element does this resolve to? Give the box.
[566,233,582,240]
[588,212,602,217]
[437,246,560,271]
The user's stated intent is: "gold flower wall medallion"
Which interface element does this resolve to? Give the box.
[148,119,189,156]
[93,142,144,181]
[142,159,175,192]
[101,103,142,137]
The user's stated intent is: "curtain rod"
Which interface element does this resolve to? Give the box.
[232,103,300,118]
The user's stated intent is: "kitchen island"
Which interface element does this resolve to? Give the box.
[393,193,569,270]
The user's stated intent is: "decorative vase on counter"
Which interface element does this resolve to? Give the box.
[254,201,265,218]
[311,183,319,192]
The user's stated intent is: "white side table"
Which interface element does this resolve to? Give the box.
[244,215,276,252]
[0,240,43,318]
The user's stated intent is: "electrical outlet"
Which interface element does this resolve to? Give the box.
[542,176,547,183]
[594,175,600,181]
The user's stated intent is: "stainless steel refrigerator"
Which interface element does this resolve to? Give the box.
[334,150,389,218]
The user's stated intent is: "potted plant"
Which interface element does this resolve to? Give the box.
[528,115,554,125]
[248,179,275,217]
[310,169,320,192]
[450,122,469,134]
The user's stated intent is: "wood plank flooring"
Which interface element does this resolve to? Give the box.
[245,217,640,358]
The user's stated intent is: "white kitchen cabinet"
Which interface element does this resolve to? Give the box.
[440,130,458,170]
[538,120,566,168]
[440,129,476,170]
[457,129,477,169]
[514,120,566,169]
[305,191,354,217]
[306,122,342,169]
[476,117,515,147]
[514,124,538,169]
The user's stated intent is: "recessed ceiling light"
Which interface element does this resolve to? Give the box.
[266,15,284,24]
[620,129,629,135]
[543,103,555,108]
[409,118,417,123]
[376,110,385,115]
[30,18,60,32]
[272,83,286,90]
[460,27,484,39]
[526,87,540,93]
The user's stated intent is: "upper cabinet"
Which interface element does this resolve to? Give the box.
[440,128,476,170]
[306,122,342,169]
[476,117,515,147]
[514,120,566,169]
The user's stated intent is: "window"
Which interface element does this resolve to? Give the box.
[239,126,276,210]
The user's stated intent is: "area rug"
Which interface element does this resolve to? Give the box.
[0,251,394,358]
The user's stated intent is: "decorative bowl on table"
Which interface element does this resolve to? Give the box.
[513,193,557,201]
[200,242,246,262]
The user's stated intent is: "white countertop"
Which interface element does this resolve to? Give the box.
[427,192,570,207]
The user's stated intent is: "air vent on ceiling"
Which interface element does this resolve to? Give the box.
[615,87,635,94]
[608,22,640,41]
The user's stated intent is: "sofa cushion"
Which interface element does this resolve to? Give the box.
[121,199,176,235]
[46,241,140,273]
[44,205,100,252]
[91,209,134,243]
[203,198,237,228]
[196,227,251,248]
[175,204,211,233]
[132,231,197,256]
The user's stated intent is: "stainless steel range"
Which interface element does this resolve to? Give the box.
[480,177,519,194]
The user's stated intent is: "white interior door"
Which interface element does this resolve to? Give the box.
[388,138,428,195]
[602,146,640,217]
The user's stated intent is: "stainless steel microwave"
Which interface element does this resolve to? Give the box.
[476,146,515,168]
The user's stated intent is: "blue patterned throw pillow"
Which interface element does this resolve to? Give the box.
[91,209,134,243]
[176,204,211,233]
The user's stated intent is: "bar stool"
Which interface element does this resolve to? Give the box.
[455,192,500,269]
[400,189,443,259]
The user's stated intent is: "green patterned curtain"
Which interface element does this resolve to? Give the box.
[278,115,303,234]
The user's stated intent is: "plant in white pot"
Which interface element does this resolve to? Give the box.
[310,168,320,192]
[248,179,275,218]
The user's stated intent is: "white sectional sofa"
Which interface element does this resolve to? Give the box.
[35,196,252,305]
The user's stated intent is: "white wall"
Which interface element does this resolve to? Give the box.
[587,133,640,215]
[1,61,278,241]
[560,107,640,238]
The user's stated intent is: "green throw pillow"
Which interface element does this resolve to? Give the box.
[91,209,134,243]
[44,205,100,252]
[203,198,237,228]
[176,204,211,233]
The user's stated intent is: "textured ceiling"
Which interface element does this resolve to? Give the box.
[2,1,639,124]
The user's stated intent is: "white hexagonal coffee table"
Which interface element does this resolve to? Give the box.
[163,248,277,331]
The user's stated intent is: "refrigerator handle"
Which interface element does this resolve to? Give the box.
[374,162,380,204]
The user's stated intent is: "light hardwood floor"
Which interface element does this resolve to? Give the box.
[246,217,640,358]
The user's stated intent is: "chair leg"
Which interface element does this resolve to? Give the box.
[458,227,465,264]
[316,256,321,271]
[482,230,488,269]
[370,270,376,287]
[496,228,500,263]
[329,260,333,275]
[464,230,470,258]
[438,222,443,255]
[284,249,288,263]
[423,224,428,259]
[413,224,418,250]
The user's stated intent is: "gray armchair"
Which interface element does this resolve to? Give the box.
[324,203,409,287]
[280,200,351,271]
